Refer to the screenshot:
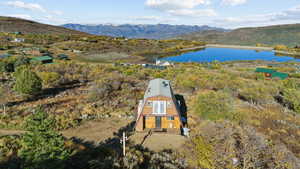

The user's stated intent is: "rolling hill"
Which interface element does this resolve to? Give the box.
[62,23,226,39]
[178,24,300,47]
[0,16,87,35]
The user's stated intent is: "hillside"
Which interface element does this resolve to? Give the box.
[62,23,226,39]
[179,24,300,47]
[0,16,87,35]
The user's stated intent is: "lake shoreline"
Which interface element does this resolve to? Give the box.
[206,44,273,51]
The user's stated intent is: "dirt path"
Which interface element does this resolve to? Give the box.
[0,129,24,137]
[130,132,187,152]
[62,118,132,144]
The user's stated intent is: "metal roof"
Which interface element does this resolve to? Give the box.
[144,78,173,99]
[271,72,289,80]
[255,68,276,74]
[31,56,53,61]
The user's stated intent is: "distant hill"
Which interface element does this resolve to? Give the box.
[0,16,87,35]
[178,24,300,47]
[62,23,226,39]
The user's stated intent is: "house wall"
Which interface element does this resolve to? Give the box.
[135,96,182,132]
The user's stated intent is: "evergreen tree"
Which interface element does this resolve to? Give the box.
[19,110,70,169]
[13,66,42,96]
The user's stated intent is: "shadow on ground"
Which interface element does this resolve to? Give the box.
[0,121,137,169]
[7,80,84,107]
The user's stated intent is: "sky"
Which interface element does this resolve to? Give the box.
[1,0,300,28]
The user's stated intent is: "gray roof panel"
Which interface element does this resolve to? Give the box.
[144,78,173,99]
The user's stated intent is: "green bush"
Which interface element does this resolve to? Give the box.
[282,89,300,114]
[238,82,278,104]
[19,110,71,169]
[37,72,61,88]
[13,66,42,95]
[192,136,215,169]
[194,90,234,121]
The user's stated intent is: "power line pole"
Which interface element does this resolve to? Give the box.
[120,132,128,156]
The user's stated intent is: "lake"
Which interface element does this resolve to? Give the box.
[160,47,300,63]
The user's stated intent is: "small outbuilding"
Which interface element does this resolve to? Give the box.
[135,78,185,134]
[31,56,53,64]
[255,68,289,80]
[57,54,70,60]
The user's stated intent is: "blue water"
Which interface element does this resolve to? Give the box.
[161,48,300,63]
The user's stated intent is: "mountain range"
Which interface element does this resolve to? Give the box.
[61,23,227,39]
[178,24,300,47]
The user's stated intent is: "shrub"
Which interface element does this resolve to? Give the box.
[194,90,234,121]
[0,61,14,73]
[238,82,278,104]
[274,45,288,51]
[13,66,42,96]
[192,136,215,169]
[19,110,71,169]
[37,72,61,88]
[282,89,300,114]
[14,57,30,68]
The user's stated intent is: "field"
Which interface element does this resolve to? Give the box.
[1,58,300,168]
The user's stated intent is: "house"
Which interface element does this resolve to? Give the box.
[135,78,185,134]
[255,68,277,78]
[156,59,173,66]
[57,54,70,60]
[31,56,53,64]
[11,38,25,43]
[255,68,289,80]
[142,64,166,70]
[271,72,289,80]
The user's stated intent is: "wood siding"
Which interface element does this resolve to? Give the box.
[135,96,182,132]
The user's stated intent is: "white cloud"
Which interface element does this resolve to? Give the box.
[214,5,300,28]
[168,9,217,17]
[6,1,46,12]
[5,14,32,20]
[222,0,247,6]
[133,16,162,21]
[145,0,215,17]
[145,0,210,10]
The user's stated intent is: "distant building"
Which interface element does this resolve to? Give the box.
[156,59,173,66]
[255,68,288,80]
[57,54,70,60]
[135,78,185,134]
[11,38,25,43]
[31,56,53,64]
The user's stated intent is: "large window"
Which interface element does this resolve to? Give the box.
[153,101,166,114]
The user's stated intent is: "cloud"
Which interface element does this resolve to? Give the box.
[168,9,217,17]
[145,0,215,17]
[222,0,247,6]
[214,5,300,28]
[145,0,210,10]
[6,1,46,12]
[133,16,162,21]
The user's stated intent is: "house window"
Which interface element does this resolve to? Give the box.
[153,101,166,114]
[167,116,174,120]
[147,101,153,106]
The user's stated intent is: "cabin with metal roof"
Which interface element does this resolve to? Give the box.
[135,78,185,134]
[30,56,53,64]
[57,54,70,60]
[255,67,289,80]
